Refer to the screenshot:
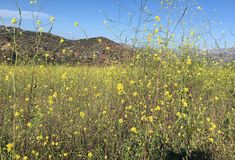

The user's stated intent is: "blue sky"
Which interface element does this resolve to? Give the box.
[0,0,235,48]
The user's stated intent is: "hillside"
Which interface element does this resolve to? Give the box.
[0,26,133,65]
[208,48,235,62]
[1,26,234,65]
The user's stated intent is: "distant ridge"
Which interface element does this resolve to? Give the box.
[0,26,133,65]
[0,26,234,64]
[207,48,235,62]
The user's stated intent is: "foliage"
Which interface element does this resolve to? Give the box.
[0,55,234,159]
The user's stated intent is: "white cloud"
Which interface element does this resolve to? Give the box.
[0,9,50,20]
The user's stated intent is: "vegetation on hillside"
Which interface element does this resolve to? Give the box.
[0,26,133,65]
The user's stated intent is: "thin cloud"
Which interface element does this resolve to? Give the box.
[0,9,50,20]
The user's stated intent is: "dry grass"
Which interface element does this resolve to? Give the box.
[0,53,234,159]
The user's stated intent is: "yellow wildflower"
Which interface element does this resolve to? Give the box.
[106,46,111,51]
[208,137,214,143]
[207,118,211,122]
[23,156,28,160]
[48,96,53,105]
[15,155,21,160]
[61,72,67,80]
[88,152,93,159]
[27,122,32,127]
[11,18,17,25]
[52,92,58,98]
[74,21,79,27]
[117,83,124,94]
[155,106,161,111]
[49,16,55,23]
[209,122,217,131]
[15,112,20,117]
[80,111,85,118]
[131,127,138,134]
[6,143,14,152]
[176,112,181,117]
[45,53,50,58]
[181,99,188,107]
[133,92,138,97]
[36,20,41,25]
[187,58,192,65]
[118,118,124,124]
[184,87,189,92]
[60,38,65,44]
[154,16,161,22]
[154,29,159,34]
[148,116,154,123]
[130,80,135,85]
[64,153,68,157]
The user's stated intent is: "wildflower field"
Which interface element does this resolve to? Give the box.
[0,0,235,159]
[0,52,234,159]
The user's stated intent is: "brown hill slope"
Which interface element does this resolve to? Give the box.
[0,26,133,65]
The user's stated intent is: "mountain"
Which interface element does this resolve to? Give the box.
[207,48,235,62]
[0,26,134,65]
[1,26,234,65]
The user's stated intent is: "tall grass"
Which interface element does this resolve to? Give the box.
[0,53,234,159]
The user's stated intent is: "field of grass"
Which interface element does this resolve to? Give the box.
[0,53,234,159]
